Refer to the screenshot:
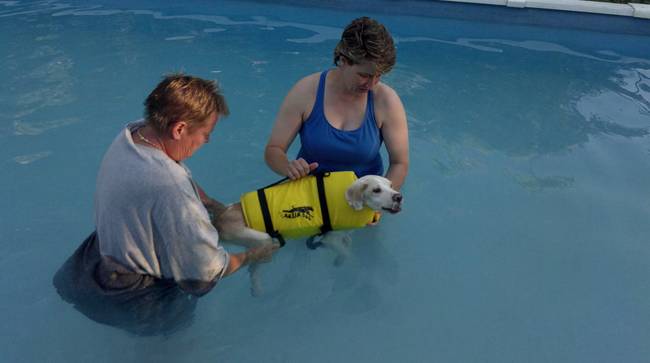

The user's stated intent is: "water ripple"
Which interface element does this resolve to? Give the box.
[512,172,574,192]
[385,68,432,96]
[0,0,71,18]
[12,151,52,165]
[203,28,225,33]
[1,1,340,43]
[574,85,650,132]
[611,68,650,108]
[165,35,195,41]
[397,37,650,66]
[48,6,341,43]
[14,118,79,135]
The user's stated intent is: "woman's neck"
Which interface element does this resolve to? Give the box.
[329,68,366,101]
[134,125,169,156]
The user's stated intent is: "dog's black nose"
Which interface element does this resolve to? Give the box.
[393,193,402,203]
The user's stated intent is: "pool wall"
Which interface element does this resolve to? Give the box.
[249,0,650,35]
[443,0,650,19]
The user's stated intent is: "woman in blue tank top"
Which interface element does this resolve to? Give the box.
[265,17,409,190]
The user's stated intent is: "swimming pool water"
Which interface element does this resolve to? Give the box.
[1,0,649,362]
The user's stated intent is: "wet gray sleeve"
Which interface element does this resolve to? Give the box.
[152,185,230,295]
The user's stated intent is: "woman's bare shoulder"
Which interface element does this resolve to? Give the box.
[374,82,400,104]
[291,72,321,95]
[373,82,404,118]
[284,72,323,115]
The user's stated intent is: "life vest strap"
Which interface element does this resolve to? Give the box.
[256,187,286,247]
[315,173,332,236]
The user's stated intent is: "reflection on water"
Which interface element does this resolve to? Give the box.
[511,172,574,192]
[3,1,648,161]
[12,150,52,164]
[611,67,650,111]
[426,135,481,177]
[14,118,79,135]
[396,45,650,162]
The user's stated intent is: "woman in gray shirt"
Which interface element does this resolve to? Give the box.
[54,74,276,336]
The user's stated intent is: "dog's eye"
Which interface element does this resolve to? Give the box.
[372,188,381,193]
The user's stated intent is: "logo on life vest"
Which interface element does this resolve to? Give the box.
[281,205,314,220]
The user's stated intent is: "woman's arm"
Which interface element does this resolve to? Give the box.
[378,86,409,190]
[192,183,278,277]
[265,75,319,179]
[194,182,227,219]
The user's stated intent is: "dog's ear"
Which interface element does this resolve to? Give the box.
[346,181,368,210]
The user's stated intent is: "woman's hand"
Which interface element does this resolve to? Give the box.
[286,158,318,180]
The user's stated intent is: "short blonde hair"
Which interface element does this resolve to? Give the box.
[333,17,396,75]
[144,73,229,132]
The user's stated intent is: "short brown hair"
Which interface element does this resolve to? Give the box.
[333,17,396,75]
[144,73,229,132]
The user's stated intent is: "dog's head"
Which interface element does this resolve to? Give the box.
[345,175,403,214]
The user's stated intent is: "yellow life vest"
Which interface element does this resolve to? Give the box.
[240,171,378,241]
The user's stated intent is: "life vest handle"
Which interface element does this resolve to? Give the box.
[260,170,329,189]
[260,176,289,189]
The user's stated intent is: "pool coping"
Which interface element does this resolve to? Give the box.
[440,0,650,19]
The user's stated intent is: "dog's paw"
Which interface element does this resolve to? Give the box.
[333,254,347,266]
[250,275,263,297]
[250,284,263,297]
[248,263,263,297]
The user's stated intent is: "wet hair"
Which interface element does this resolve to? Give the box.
[333,17,396,75]
[144,73,229,132]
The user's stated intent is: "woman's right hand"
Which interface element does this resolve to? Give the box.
[286,158,318,180]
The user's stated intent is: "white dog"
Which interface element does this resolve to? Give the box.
[212,175,403,294]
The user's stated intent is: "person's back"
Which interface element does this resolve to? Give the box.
[95,123,174,278]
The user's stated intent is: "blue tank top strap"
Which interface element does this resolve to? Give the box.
[366,90,377,130]
[309,70,329,119]
[317,70,328,100]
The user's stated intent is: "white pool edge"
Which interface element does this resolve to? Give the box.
[440,0,650,19]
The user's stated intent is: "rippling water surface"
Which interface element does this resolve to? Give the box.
[1,1,649,362]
